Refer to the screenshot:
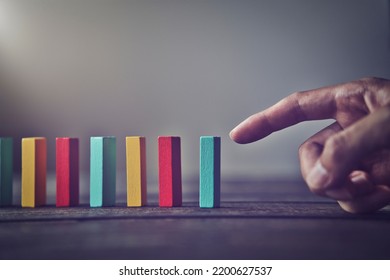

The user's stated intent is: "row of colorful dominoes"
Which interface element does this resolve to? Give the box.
[0,136,220,208]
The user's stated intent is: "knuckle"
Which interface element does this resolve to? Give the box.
[360,76,376,83]
[286,91,308,121]
[287,91,306,106]
[298,141,309,157]
[298,140,322,158]
[290,91,303,99]
[359,76,381,84]
[324,135,347,163]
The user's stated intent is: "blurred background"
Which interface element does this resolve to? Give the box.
[0,0,389,201]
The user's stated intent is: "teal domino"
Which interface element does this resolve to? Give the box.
[0,138,13,206]
[199,136,221,208]
[90,136,116,207]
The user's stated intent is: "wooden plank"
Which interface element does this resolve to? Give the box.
[200,136,221,208]
[126,136,147,207]
[56,137,79,207]
[1,207,390,260]
[158,136,182,207]
[90,137,116,207]
[22,137,46,207]
[0,137,13,206]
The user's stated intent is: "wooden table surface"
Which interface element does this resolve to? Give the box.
[1,179,389,260]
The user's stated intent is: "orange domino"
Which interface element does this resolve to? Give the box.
[22,137,46,207]
[56,137,79,207]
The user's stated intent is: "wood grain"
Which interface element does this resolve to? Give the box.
[90,137,116,207]
[200,136,221,208]
[21,137,46,207]
[0,200,389,260]
[126,136,147,207]
[158,136,182,207]
[0,137,13,206]
[56,138,79,207]
[1,178,390,260]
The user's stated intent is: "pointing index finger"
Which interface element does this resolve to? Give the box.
[230,86,337,144]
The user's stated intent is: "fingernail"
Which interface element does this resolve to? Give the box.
[350,173,368,185]
[306,161,331,190]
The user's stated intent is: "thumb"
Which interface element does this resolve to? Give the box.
[306,106,390,192]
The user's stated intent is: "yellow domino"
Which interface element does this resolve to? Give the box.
[22,137,47,207]
[126,136,147,207]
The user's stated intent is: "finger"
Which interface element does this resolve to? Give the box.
[324,171,376,201]
[306,106,390,192]
[299,122,375,200]
[348,170,376,197]
[299,122,360,199]
[230,84,338,144]
[338,185,390,214]
[299,122,342,184]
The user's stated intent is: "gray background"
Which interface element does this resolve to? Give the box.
[0,0,389,187]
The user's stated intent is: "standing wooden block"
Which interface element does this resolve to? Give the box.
[22,137,46,207]
[200,136,221,208]
[56,137,79,207]
[158,136,182,207]
[90,136,116,207]
[126,136,147,207]
[0,138,13,206]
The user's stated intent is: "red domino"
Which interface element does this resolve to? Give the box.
[56,138,79,207]
[158,136,182,207]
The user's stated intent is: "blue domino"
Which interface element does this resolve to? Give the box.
[200,136,221,208]
[90,136,116,207]
[0,138,13,206]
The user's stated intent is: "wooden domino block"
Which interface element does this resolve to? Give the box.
[0,137,13,206]
[126,136,147,207]
[56,137,79,207]
[158,136,182,207]
[200,136,221,208]
[22,137,46,207]
[90,136,116,207]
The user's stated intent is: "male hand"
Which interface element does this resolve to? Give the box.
[230,77,390,213]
